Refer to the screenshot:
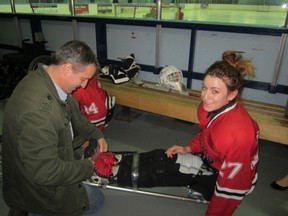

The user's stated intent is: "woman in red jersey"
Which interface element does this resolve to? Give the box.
[165,50,259,215]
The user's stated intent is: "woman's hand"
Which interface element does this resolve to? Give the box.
[165,145,191,158]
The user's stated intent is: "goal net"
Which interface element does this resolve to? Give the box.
[114,3,177,19]
[257,0,270,12]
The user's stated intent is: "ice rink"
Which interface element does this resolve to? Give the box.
[1,3,287,27]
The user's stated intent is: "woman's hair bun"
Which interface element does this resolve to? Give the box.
[222,51,255,77]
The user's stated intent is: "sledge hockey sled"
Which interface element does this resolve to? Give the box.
[84,176,209,204]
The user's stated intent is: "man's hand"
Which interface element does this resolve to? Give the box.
[97,138,108,153]
[81,140,89,149]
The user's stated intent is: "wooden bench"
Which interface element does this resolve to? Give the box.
[100,78,288,145]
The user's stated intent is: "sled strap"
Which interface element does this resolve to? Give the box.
[131,153,140,189]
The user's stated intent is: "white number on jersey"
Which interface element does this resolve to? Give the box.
[84,102,99,114]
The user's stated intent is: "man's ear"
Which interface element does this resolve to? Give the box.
[62,63,73,75]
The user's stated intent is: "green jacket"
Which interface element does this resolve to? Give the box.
[2,65,104,216]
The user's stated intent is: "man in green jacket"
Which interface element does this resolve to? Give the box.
[2,41,108,216]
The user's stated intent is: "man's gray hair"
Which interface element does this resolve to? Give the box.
[50,41,97,69]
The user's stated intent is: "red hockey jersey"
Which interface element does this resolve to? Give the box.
[188,101,259,216]
[72,78,107,131]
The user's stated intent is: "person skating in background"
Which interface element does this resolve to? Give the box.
[175,6,184,20]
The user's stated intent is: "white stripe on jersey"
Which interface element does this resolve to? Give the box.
[215,172,258,200]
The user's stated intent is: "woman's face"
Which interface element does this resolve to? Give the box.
[201,75,237,112]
